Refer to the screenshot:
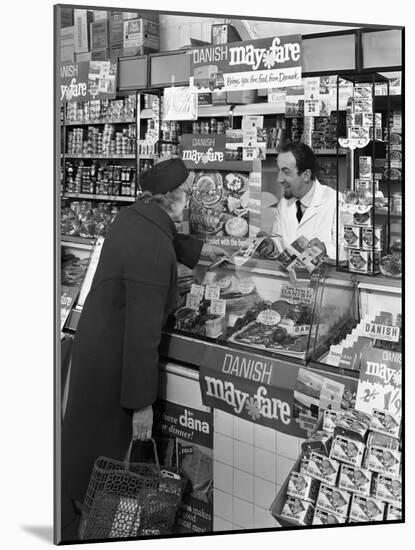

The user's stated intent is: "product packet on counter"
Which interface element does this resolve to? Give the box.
[286,472,320,503]
[299,457,310,474]
[372,473,402,506]
[366,432,400,451]
[316,484,351,518]
[364,445,401,476]
[349,494,385,522]
[279,496,315,525]
[338,464,372,496]
[330,435,365,467]
[307,452,340,486]
[334,411,370,441]
[323,409,344,433]
[301,430,333,457]
[369,409,401,439]
[386,504,402,521]
[312,507,347,525]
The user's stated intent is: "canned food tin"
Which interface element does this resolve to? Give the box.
[192,122,200,134]
[217,121,224,133]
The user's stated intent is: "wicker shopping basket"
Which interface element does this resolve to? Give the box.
[79,438,187,540]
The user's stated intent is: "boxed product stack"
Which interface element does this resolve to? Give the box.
[324,310,401,369]
[271,407,402,526]
[311,114,338,151]
[346,84,382,141]
[123,17,160,56]
[384,110,402,186]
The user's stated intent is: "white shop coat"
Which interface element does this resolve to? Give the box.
[271,179,341,260]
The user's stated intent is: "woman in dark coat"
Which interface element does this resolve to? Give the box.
[60,158,204,541]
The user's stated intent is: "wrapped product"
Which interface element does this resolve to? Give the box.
[366,432,399,451]
[316,483,351,518]
[323,409,344,433]
[286,472,320,503]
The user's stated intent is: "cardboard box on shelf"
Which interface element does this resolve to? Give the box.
[227,90,258,104]
[212,91,227,105]
[123,18,160,55]
[198,93,212,106]
[75,51,92,63]
[61,7,74,28]
[123,11,159,23]
[74,9,92,53]
[60,26,75,63]
[93,10,108,21]
[90,20,109,51]
[91,49,110,61]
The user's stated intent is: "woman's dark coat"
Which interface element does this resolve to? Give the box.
[61,198,202,510]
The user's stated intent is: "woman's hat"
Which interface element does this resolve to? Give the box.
[140,157,189,194]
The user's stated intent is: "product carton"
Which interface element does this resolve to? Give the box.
[286,472,320,503]
[60,26,75,63]
[329,435,365,467]
[369,409,401,439]
[279,497,315,526]
[123,18,160,56]
[109,11,124,51]
[61,7,74,28]
[372,473,402,506]
[75,52,92,63]
[227,90,258,104]
[91,49,110,61]
[93,10,109,21]
[343,226,361,249]
[90,20,109,51]
[361,227,383,251]
[74,9,92,53]
[316,484,351,518]
[365,445,401,476]
[312,507,346,525]
[306,452,340,486]
[386,503,402,520]
[323,409,343,433]
[349,494,385,522]
[338,463,372,496]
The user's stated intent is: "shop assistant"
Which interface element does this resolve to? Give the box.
[258,141,339,260]
[61,158,224,541]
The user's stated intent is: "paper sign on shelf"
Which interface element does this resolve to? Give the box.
[186,293,201,310]
[204,285,221,301]
[280,285,315,304]
[190,284,205,300]
[61,286,80,330]
[356,348,402,417]
[242,115,264,129]
[210,299,226,316]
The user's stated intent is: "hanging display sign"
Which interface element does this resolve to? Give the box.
[355,348,402,417]
[181,134,226,167]
[198,347,358,437]
[60,61,117,102]
[163,86,198,121]
[190,34,302,93]
[153,400,213,534]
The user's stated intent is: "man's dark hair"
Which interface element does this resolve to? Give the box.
[279,141,319,180]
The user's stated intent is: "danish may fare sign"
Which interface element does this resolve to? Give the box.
[190,34,302,93]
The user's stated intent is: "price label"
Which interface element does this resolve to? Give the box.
[186,293,201,311]
[190,284,205,300]
[284,324,311,336]
[256,309,281,326]
[238,278,255,294]
[281,285,314,304]
[205,285,221,300]
[356,348,402,417]
[210,299,226,316]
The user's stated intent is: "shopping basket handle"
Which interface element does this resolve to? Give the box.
[124,437,160,470]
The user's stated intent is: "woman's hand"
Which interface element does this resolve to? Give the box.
[132,405,153,441]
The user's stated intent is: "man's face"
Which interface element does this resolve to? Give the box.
[277,151,311,200]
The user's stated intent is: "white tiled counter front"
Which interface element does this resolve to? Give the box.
[213,409,304,531]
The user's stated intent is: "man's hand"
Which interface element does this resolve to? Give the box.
[256,231,277,258]
[307,238,327,255]
[132,405,153,441]
[201,243,227,262]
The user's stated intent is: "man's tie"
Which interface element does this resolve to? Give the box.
[296,200,303,223]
